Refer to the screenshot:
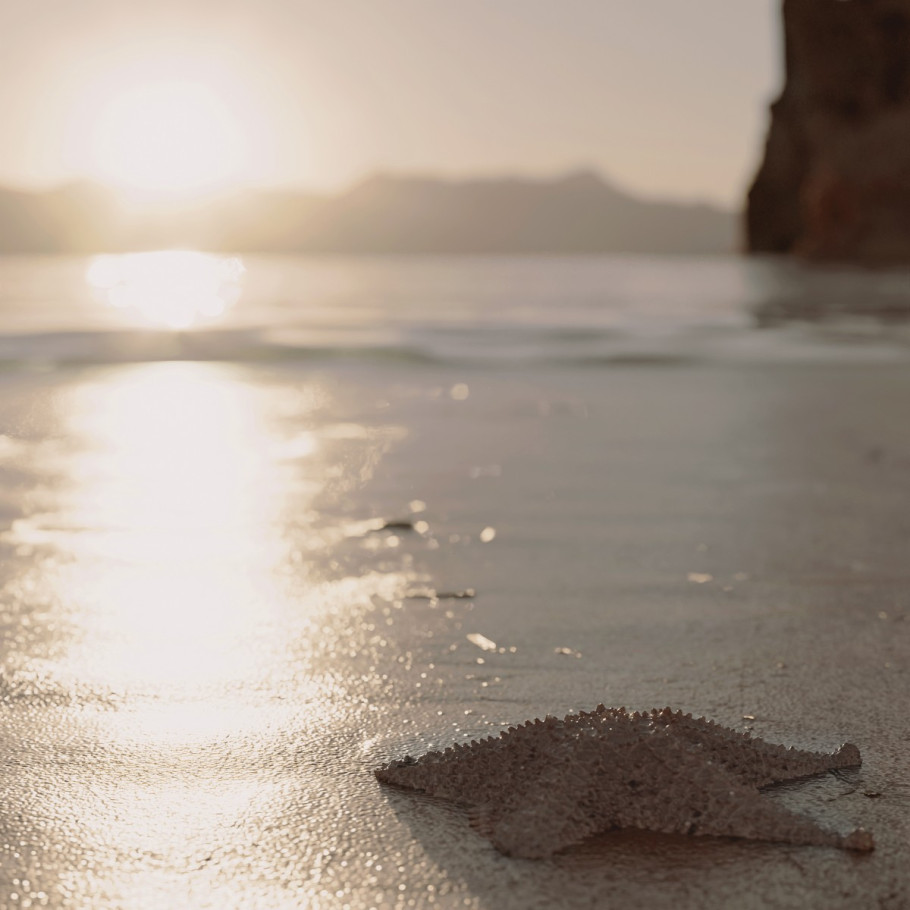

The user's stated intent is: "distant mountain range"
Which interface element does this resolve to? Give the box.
[0,171,737,255]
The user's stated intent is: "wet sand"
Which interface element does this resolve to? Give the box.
[0,359,906,908]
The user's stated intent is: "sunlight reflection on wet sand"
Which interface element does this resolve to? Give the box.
[40,364,293,690]
[0,362,428,907]
[25,363,418,693]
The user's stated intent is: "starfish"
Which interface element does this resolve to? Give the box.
[375,706,873,858]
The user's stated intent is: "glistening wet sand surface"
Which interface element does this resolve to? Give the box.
[0,360,906,909]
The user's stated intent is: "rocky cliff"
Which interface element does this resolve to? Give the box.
[747,0,910,263]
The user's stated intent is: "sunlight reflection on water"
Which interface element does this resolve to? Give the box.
[86,250,244,330]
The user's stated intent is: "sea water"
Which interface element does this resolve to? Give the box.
[1,252,909,367]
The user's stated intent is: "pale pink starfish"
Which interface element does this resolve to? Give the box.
[375,706,873,858]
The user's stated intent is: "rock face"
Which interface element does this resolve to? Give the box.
[375,706,873,858]
[747,0,910,263]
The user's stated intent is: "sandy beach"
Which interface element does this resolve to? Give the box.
[4,0,909,904]
[0,349,905,909]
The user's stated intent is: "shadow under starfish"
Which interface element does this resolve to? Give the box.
[375,706,874,859]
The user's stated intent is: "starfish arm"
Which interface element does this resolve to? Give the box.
[481,764,603,859]
[650,711,863,786]
[695,731,863,787]
[743,741,862,787]
[656,765,873,851]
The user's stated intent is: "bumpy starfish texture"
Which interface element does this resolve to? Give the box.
[375,706,873,858]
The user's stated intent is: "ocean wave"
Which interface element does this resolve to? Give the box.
[0,323,907,371]
[2,254,910,369]
[0,329,446,368]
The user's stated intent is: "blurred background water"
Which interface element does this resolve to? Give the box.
[2,253,909,369]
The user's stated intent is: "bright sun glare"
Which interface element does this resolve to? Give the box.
[87,251,245,330]
[89,79,248,199]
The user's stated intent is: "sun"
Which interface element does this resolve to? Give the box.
[88,79,249,200]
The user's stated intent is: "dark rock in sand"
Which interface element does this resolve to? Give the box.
[380,520,416,531]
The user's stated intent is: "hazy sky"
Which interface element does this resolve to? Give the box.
[0,1,780,205]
